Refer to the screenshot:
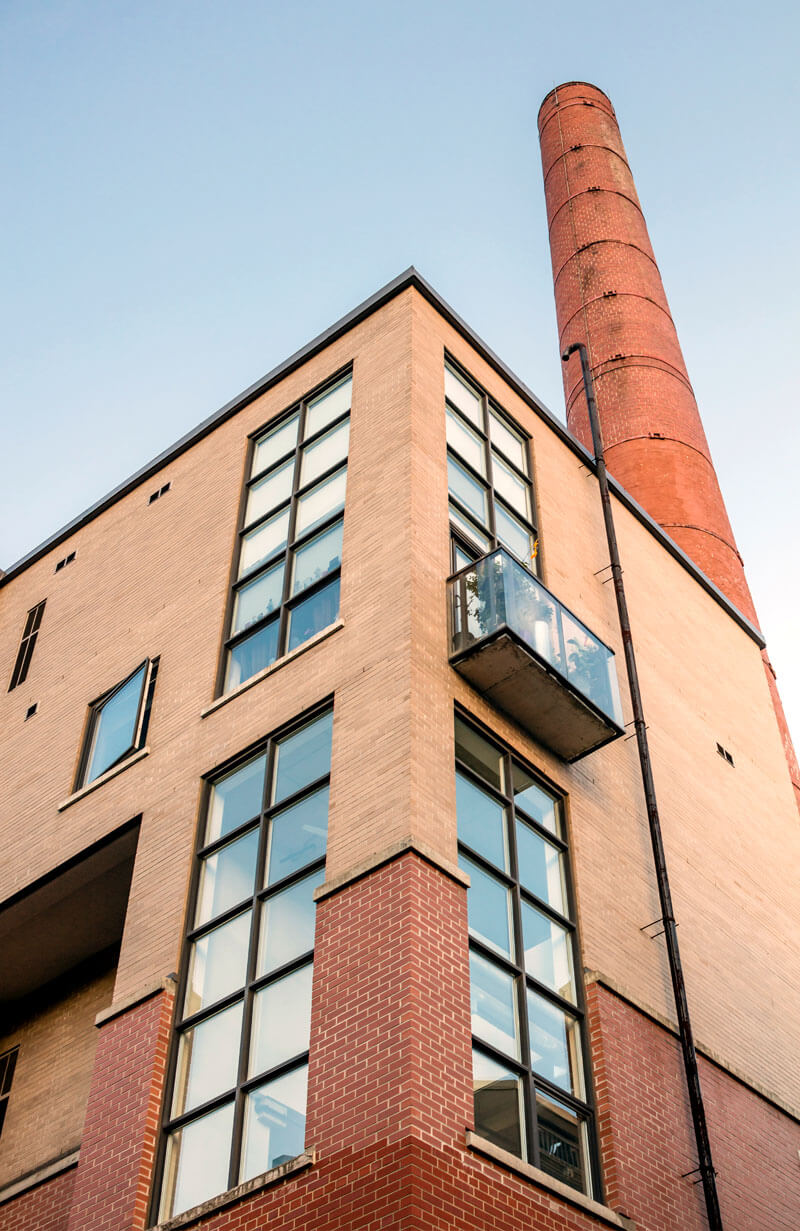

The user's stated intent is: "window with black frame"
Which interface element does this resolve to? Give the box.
[445,362,539,576]
[76,658,158,788]
[8,599,46,691]
[455,713,598,1197]
[221,373,351,693]
[156,705,332,1222]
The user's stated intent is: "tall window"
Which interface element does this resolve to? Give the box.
[221,373,351,693]
[8,600,46,691]
[456,713,597,1197]
[157,705,333,1222]
[77,658,158,788]
[445,362,539,575]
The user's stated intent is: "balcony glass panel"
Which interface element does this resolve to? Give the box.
[449,550,622,731]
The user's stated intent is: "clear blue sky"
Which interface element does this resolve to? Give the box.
[2,0,798,742]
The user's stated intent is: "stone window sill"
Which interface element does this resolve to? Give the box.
[465,1132,635,1229]
[151,1150,314,1230]
[58,747,150,812]
[201,621,344,718]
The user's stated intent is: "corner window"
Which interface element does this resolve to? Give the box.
[220,373,351,693]
[77,659,158,788]
[156,705,333,1222]
[456,713,598,1197]
[445,361,539,574]
[8,600,46,691]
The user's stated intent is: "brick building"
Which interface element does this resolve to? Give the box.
[1,85,798,1231]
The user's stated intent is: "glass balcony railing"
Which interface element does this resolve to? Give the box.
[448,549,624,760]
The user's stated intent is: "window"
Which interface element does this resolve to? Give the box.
[0,1047,18,1138]
[156,705,333,1222]
[456,713,598,1197]
[445,362,539,574]
[55,551,76,572]
[77,659,158,788]
[149,482,171,504]
[220,373,351,693]
[8,600,46,690]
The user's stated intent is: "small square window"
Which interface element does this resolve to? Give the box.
[77,659,158,788]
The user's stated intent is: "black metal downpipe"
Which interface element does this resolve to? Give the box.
[562,342,724,1231]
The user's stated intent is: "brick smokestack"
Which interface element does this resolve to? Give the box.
[538,81,800,805]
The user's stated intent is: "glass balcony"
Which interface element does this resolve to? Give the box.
[448,550,624,761]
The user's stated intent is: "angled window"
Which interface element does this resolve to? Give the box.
[445,361,539,574]
[8,600,46,691]
[77,659,159,788]
[220,373,351,694]
[456,713,598,1197]
[0,1047,19,1139]
[156,704,333,1222]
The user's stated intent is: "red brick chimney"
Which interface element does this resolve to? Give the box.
[538,80,800,805]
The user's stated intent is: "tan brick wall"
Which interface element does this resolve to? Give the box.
[0,952,116,1187]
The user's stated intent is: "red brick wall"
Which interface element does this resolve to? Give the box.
[587,980,800,1230]
[0,1167,75,1231]
[65,987,173,1231]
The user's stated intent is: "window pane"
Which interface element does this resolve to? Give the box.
[448,456,488,526]
[453,542,477,572]
[266,787,329,885]
[512,768,553,837]
[490,408,527,471]
[536,1090,590,1195]
[252,414,298,477]
[300,418,349,486]
[245,459,294,528]
[512,766,560,836]
[527,989,583,1098]
[449,503,492,553]
[456,772,507,872]
[455,718,503,791]
[184,911,251,1018]
[85,665,146,783]
[249,963,313,1077]
[295,467,347,537]
[305,376,352,438]
[273,710,333,803]
[225,619,279,691]
[460,855,513,959]
[257,869,323,976]
[516,822,566,914]
[172,1002,242,1117]
[287,578,340,652]
[161,1102,234,1220]
[492,452,530,518]
[473,1048,525,1159]
[239,508,290,579]
[521,903,576,1003]
[240,1065,308,1182]
[470,951,519,1060]
[292,520,342,596]
[495,501,533,564]
[232,562,284,636]
[445,366,482,427]
[206,756,266,844]
[195,829,259,927]
[446,407,486,475]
